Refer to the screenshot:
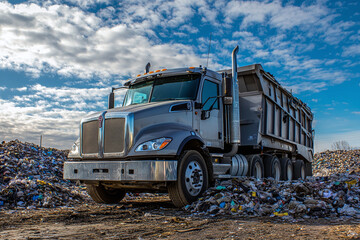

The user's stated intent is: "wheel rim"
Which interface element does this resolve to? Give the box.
[185,160,204,196]
[274,162,280,181]
[287,163,293,180]
[254,162,262,179]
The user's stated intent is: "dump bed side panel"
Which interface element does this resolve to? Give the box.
[222,64,314,162]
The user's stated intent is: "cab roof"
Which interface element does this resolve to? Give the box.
[124,67,222,86]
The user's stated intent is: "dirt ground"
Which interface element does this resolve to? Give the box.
[0,196,359,240]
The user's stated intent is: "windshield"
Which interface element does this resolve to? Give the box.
[123,74,200,106]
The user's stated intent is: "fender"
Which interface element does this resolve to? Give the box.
[176,135,205,156]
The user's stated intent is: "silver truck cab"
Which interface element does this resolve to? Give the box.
[64,66,224,206]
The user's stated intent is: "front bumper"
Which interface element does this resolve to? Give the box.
[63,160,177,182]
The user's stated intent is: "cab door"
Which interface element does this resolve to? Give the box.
[198,79,223,148]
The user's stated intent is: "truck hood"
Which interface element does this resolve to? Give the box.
[83,100,191,119]
[110,100,188,114]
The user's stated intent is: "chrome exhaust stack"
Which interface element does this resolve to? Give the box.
[224,46,241,157]
[230,45,240,145]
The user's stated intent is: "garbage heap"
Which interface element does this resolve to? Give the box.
[0,140,89,209]
[186,149,360,218]
[313,149,360,176]
[186,175,360,218]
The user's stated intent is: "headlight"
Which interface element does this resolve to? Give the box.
[135,137,172,152]
[68,138,80,158]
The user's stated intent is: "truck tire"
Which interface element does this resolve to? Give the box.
[280,157,293,181]
[305,161,313,176]
[168,150,209,208]
[293,160,306,180]
[86,184,126,204]
[263,155,281,181]
[247,155,264,179]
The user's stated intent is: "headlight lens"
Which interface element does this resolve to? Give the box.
[135,137,172,152]
[68,138,80,157]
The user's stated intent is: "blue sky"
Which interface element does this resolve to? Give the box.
[0,0,359,152]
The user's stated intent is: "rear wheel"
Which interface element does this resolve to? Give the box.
[247,155,264,180]
[280,157,293,181]
[86,184,126,204]
[168,150,209,207]
[263,155,281,181]
[293,160,306,180]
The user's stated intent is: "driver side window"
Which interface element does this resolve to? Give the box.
[201,80,219,111]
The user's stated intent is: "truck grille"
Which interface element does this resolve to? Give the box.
[104,118,125,153]
[81,117,126,155]
[82,120,98,154]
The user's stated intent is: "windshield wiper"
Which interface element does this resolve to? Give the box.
[154,98,185,102]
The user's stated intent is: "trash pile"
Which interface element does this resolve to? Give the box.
[186,175,360,219]
[0,140,89,210]
[313,149,360,176]
[187,150,360,218]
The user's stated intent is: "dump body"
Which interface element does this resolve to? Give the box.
[220,64,314,162]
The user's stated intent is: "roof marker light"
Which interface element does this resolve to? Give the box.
[136,74,141,77]
[161,69,167,71]
[149,71,154,74]
[155,70,160,72]
[189,67,195,69]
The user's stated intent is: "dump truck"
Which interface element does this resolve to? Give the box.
[64,46,314,207]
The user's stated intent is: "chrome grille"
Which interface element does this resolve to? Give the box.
[82,120,98,154]
[104,118,125,153]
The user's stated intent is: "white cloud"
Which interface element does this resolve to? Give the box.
[0,2,207,80]
[0,86,6,91]
[352,111,360,115]
[15,87,27,92]
[321,20,354,45]
[224,1,328,30]
[283,82,327,94]
[343,44,360,57]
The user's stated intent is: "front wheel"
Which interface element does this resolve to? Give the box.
[86,184,126,204]
[168,150,209,207]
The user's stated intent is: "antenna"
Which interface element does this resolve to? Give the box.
[206,33,212,68]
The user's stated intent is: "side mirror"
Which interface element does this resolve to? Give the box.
[224,75,232,97]
[108,92,114,109]
[194,102,202,109]
[223,75,233,105]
